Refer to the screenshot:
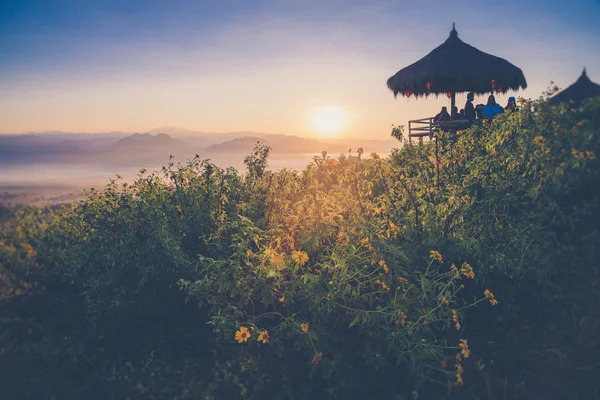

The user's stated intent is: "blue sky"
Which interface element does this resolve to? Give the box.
[1,0,599,137]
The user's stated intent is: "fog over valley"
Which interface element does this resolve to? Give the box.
[0,128,396,205]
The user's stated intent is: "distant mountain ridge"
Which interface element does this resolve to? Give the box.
[0,127,398,167]
[115,132,177,147]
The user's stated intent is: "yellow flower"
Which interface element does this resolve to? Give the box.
[398,277,409,285]
[461,262,475,279]
[301,323,309,333]
[257,330,270,344]
[450,264,459,274]
[572,149,585,160]
[458,339,470,359]
[452,309,461,330]
[375,279,390,291]
[378,259,389,274]
[235,327,251,343]
[454,362,464,386]
[373,206,386,215]
[440,297,449,305]
[430,250,443,262]
[291,250,309,266]
[396,310,407,327]
[312,352,323,365]
[484,289,498,306]
[586,151,596,160]
[279,295,285,303]
[533,136,546,146]
[324,159,337,167]
[370,152,380,160]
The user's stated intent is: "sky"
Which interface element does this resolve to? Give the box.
[1,0,599,139]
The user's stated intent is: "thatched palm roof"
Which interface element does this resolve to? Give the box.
[387,24,527,98]
[549,68,600,107]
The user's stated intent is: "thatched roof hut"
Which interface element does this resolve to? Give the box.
[387,24,527,99]
[549,68,600,107]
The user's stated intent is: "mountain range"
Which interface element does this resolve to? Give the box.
[0,128,397,167]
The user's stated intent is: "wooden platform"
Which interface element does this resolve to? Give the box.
[408,117,472,142]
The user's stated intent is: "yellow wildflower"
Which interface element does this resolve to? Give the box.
[324,159,337,167]
[378,259,389,274]
[301,323,309,333]
[373,206,386,215]
[586,151,596,160]
[375,279,390,291]
[454,362,464,386]
[235,327,251,343]
[279,295,285,303]
[396,310,407,327]
[312,352,323,365]
[484,289,498,306]
[533,136,546,146]
[139,168,147,175]
[430,250,443,262]
[572,149,585,160]
[440,297,449,305]
[257,330,270,344]
[291,251,309,266]
[458,339,470,359]
[452,309,461,330]
[398,277,409,285]
[370,152,380,160]
[450,264,459,274]
[461,262,475,279]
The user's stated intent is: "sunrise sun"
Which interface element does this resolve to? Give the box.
[309,106,347,137]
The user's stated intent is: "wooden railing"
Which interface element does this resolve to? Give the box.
[408,117,472,142]
[408,117,434,142]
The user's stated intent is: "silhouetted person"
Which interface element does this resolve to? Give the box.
[459,109,465,119]
[434,106,450,124]
[482,95,502,119]
[505,96,517,112]
[475,104,484,119]
[464,92,476,120]
[453,106,459,119]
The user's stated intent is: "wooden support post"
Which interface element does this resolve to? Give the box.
[436,133,440,185]
[451,92,456,120]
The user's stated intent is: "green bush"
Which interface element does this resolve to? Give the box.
[0,96,599,399]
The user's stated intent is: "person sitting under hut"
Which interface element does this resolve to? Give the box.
[475,104,484,120]
[482,95,503,119]
[434,106,450,124]
[464,92,476,120]
[505,96,517,112]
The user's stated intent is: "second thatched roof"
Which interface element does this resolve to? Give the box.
[549,68,600,107]
[387,25,527,98]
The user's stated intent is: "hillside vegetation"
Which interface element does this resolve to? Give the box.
[1,97,599,400]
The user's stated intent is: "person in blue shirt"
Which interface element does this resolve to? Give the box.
[482,95,503,119]
[505,96,517,112]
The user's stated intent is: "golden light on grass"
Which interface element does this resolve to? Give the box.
[309,106,346,137]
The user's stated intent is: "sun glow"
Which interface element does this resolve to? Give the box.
[309,106,347,137]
